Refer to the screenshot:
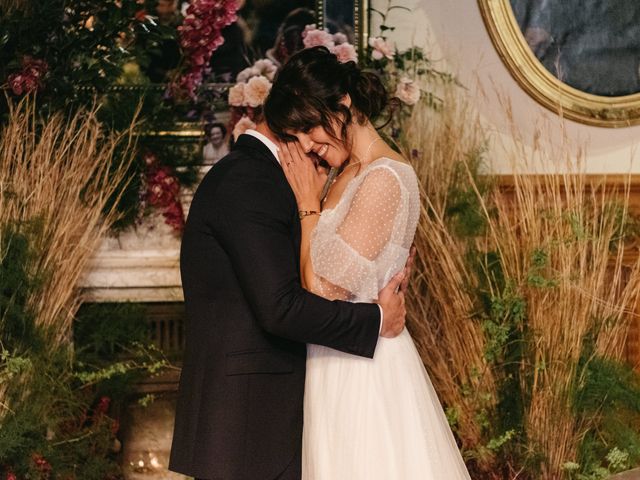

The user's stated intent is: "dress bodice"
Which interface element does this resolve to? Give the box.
[310,157,421,302]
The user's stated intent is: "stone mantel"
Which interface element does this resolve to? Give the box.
[79,213,183,303]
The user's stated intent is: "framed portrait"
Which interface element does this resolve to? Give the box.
[478,0,640,127]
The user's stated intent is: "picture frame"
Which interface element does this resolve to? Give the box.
[478,0,640,127]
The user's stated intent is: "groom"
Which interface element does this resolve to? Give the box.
[169,121,408,480]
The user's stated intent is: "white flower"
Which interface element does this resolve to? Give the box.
[369,36,394,60]
[232,115,257,141]
[236,67,254,83]
[395,76,421,105]
[228,82,246,106]
[253,58,278,81]
[244,75,272,107]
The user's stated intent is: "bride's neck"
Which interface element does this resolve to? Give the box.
[350,122,382,167]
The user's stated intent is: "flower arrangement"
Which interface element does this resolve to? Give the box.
[142,152,186,233]
[227,58,277,139]
[226,26,358,140]
[302,24,358,63]
[175,0,240,99]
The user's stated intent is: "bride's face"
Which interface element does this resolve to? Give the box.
[288,124,350,169]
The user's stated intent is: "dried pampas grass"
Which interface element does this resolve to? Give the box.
[0,98,137,349]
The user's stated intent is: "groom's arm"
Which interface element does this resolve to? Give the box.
[213,168,382,358]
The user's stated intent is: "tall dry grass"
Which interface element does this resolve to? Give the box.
[0,0,28,14]
[0,99,137,414]
[400,93,500,472]
[402,88,640,478]
[478,117,640,479]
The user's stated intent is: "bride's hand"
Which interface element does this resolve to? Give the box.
[280,141,328,210]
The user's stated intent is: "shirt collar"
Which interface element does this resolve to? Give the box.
[244,129,280,164]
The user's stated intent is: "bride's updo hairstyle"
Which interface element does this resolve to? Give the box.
[264,46,388,144]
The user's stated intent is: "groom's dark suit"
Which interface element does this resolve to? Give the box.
[169,134,381,480]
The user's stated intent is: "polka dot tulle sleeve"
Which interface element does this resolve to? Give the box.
[310,159,421,303]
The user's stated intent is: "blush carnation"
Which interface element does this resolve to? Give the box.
[331,43,358,63]
[228,82,246,106]
[243,75,272,107]
[395,76,421,105]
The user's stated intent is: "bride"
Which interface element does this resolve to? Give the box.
[263,46,472,479]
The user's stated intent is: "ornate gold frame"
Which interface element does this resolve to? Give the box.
[316,0,369,56]
[477,0,640,128]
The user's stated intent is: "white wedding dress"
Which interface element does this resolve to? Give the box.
[302,158,471,479]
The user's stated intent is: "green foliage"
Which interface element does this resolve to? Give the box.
[74,302,148,362]
[0,221,45,354]
[526,248,558,288]
[0,223,168,478]
[571,355,640,477]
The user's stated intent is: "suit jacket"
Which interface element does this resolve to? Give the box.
[169,134,381,480]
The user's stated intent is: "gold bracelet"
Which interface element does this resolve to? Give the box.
[298,210,320,220]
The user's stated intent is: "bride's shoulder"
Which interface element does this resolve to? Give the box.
[369,156,417,180]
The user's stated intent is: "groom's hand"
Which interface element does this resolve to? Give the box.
[376,271,406,338]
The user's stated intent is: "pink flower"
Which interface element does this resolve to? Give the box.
[95,396,111,415]
[232,115,257,141]
[7,56,48,96]
[302,26,335,49]
[228,83,246,106]
[369,37,394,60]
[6,471,17,480]
[163,201,185,232]
[31,453,52,473]
[175,0,239,98]
[333,32,348,45]
[331,43,358,64]
[395,76,421,105]
[243,75,272,108]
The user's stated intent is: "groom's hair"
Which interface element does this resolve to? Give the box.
[264,46,388,144]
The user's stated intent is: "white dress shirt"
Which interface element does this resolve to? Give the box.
[240,130,384,333]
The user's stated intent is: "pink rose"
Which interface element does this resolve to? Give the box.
[369,37,394,60]
[233,115,257,141]
[243,75,272,108]
[395,76,421,105]
[331,43,358,64]
[302,26,335,49]
[228,83,246,106]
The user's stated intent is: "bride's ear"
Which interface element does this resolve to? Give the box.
[340,94,352,109]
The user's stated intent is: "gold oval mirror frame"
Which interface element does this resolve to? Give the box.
[477,0,640,128]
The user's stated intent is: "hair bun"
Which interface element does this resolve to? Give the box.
[347,67,388,121]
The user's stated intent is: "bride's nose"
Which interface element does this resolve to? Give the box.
[297,133,314,153]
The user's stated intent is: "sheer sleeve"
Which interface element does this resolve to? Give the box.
[311,166,403,302]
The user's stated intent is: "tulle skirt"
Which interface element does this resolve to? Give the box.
[302,328,471,479]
